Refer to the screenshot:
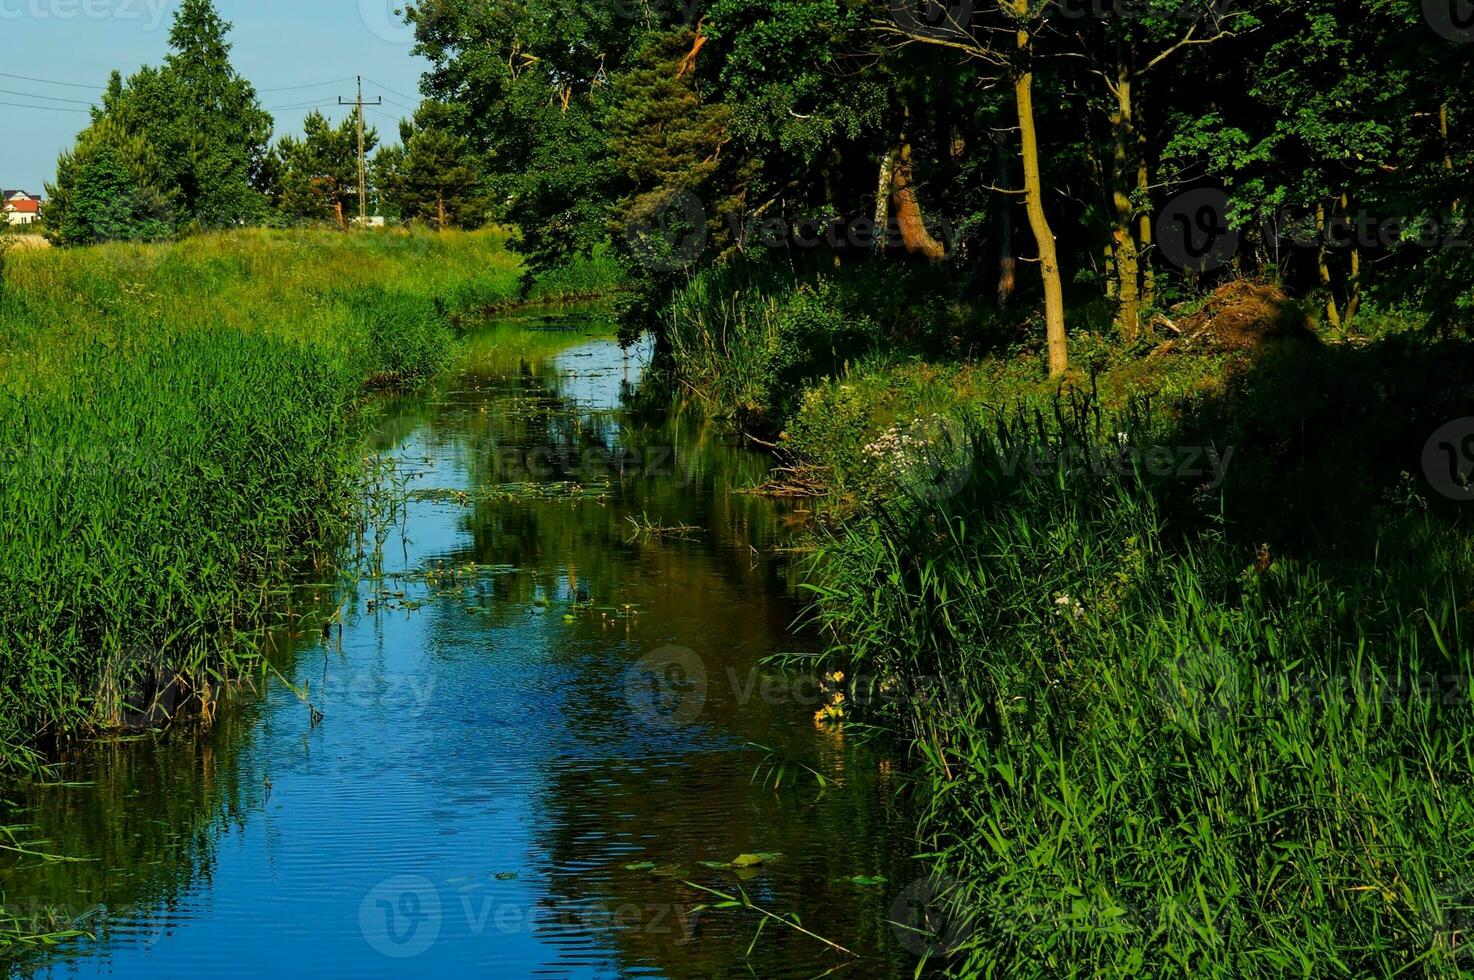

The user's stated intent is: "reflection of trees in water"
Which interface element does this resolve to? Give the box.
[415,348,923,976]
[529,738,918,978]
[415,351,799,620]
[0,664,277,968]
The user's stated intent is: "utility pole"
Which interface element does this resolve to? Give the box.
[338,77,382,228]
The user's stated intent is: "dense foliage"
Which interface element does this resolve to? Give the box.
[45,0,272,241]
[398,0,1471,359]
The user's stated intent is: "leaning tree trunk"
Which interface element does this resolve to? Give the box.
[892,136,949,263]
[1012,10,1068,375]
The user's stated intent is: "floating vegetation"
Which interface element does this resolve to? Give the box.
[625,513,704,541]
[834,874,888,888]
[698,853,781,871]
[411,481,611,505]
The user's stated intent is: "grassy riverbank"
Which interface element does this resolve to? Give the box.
[665,265,1474,976]
[0,228,612,780]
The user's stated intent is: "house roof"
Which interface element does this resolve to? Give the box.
[6,198,40,214]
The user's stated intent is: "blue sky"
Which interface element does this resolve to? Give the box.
[0,0,429,192]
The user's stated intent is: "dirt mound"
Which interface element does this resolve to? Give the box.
[1154,281,1314,353]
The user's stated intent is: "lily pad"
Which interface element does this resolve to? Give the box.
[731,852,780,868]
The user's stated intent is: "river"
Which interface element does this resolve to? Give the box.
[2,312,929,979]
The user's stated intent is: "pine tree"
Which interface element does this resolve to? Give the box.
[378,110,486,230]
[271,112,377,228]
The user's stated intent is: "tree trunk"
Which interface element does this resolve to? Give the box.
[892,137,948,262]
[1340,192,1361,325]
[1109,66,1140,343]
[1136,105,1156,312]
[1316,201,1341,328]
[437,191,447,231]
[873,148,897,256]
[998,152,1017,308]
[1442,103,1461,214]
[1012,12,1068,375]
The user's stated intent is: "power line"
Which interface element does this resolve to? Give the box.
[259,77,356,93]
[339,77,382,226]
[0,69,419,105]
[380,96,418,114]
[0,71,102,90]
[0,100,89,114]
[0,87,96,106]
[362,77,419,103]
[266,101,343,112]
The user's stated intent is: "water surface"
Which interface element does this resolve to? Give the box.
[3,313,923,979]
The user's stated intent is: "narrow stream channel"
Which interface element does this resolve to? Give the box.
[4,313,925,979]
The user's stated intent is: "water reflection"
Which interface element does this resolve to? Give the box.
[2,314,922,978]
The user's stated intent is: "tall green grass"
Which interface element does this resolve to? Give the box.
[807,409,1474,977]
[662,262,963,432]
[0,228,523,774]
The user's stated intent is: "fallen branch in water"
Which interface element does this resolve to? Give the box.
[737,465,830,499]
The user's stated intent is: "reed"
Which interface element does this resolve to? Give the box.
[0,228,524,774]
[806,408,1474,977]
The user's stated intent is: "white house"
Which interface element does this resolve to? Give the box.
[3,190,42,226]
